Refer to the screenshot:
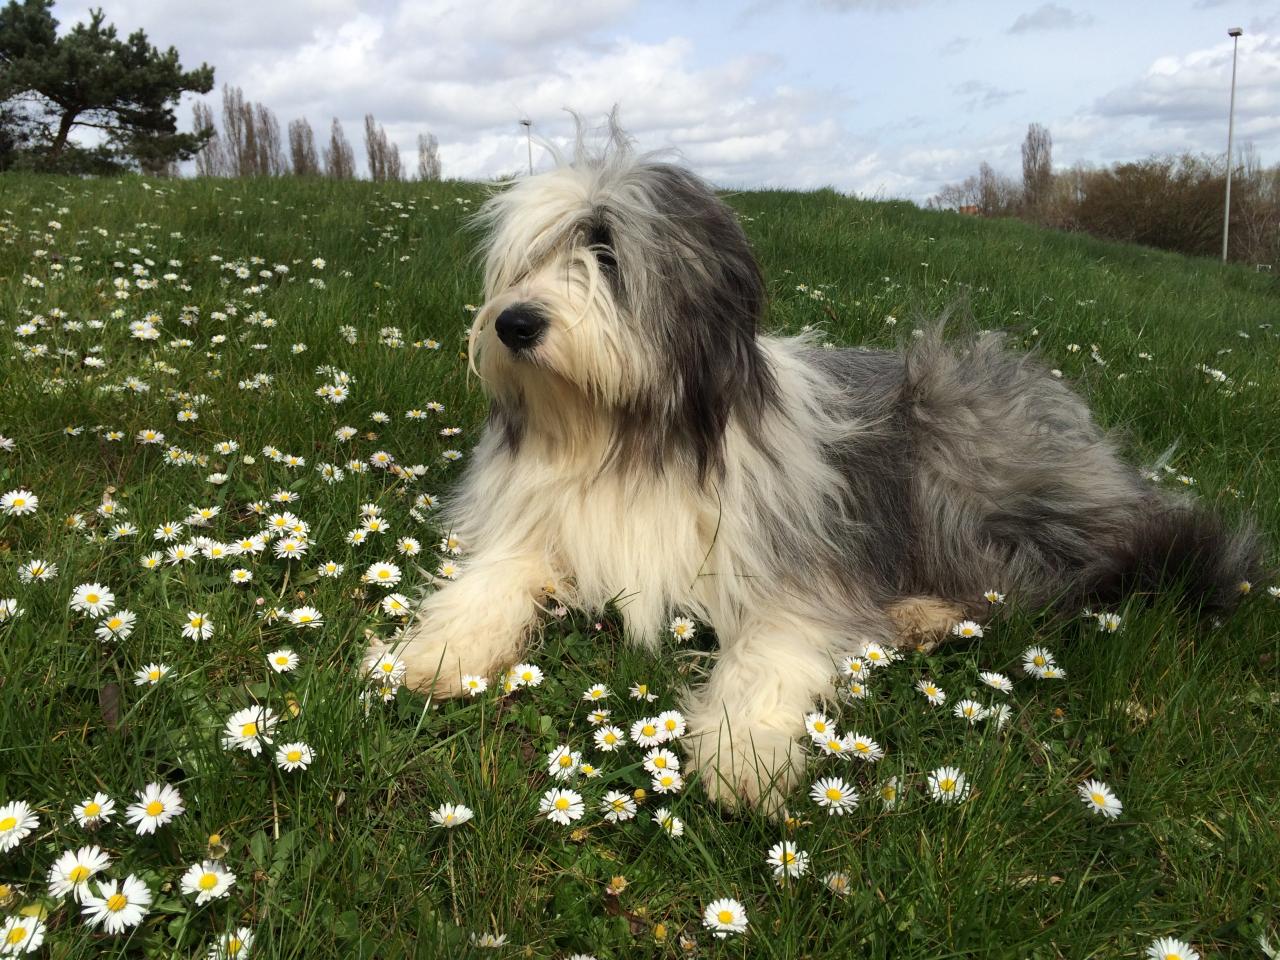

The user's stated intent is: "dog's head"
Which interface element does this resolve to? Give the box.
[469,117,776,478]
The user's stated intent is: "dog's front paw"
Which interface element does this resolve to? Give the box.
[684,724,806,816]
[369,619,514,700]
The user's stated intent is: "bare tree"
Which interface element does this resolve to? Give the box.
[417,132,441,181]
[1021,123,1053,214]
[927,174,982,211]
[323,118,356,180]
[253,103,287,175]
[978,162,1021,217]
[364,114,402,182]
[289,118,320,176]
[192,99,226,176]
[221,85,249,176]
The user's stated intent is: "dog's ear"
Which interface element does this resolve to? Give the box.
[621,164,777,480]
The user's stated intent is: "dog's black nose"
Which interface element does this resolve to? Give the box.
[494,304,547,351]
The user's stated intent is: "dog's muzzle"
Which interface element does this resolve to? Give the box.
[494,304,548,352]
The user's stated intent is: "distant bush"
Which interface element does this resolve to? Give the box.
[930,125,1280,269]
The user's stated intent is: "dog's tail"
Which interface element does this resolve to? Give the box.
[1075,491,1265,618]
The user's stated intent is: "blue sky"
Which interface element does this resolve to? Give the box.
[50,0,1280,201]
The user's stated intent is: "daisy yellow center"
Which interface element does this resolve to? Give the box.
[781,851,795,865]
[1033,655,1047,666]
[297,614,313,622]
[882,786,896,800]
[148,669,161,680]
[12,498,25,507]
[68,865,91,882]
[191,617,202,627]
[642,725,656,737]
[827,740,843,751]
[855,742,870,752]
[558,756,573,768]
[287,750,302,763]
[521,671,533,681]
[554,797,570,811]
[826,787,843,801]
[653,757,667,769]
[106,893,128,912]
[939,778,956,792]
[660,775,673,786]
[1165,955,1180,960]
[276,657,289,665]
[925,686,936,695]
[199,873,219,890]
[1091,792,1106,806]
[813,721,827,733]
[84,801,101,815]
[227,938,243,955]
[0,817,16,831]
[108,618,122,629]
[377,570,390,579]
[6,928,27,945]
[86,593,99,604]
[717,910,734,924]
[675,625,686,635]
[380,663,394,673]
[664,720,677,730]
[241,722,258,737]
[146,800,164,816]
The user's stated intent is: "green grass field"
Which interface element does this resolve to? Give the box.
[0,171,1277,960]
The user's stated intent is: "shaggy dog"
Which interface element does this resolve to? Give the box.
[382,120,1262,810]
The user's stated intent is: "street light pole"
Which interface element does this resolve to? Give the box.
[1222,27,1242,263]
[519,119,533,176]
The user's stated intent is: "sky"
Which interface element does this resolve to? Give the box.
[49,0,1280,202]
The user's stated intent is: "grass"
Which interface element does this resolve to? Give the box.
[0,170,1277,960]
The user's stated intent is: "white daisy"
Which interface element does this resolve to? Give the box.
[69,582,114,617]
[0,916,45,954]
[125,782,184,835]
[539,788,584,825]
[702,898,748,939]
[267,649,299,673]
[766,840,809,879]
[47,845,111,901]
[0,800,38,852]
[180,860,236,905]
[222,705,278,756]
[275,742,314,772]
[600,790,637,823]
[1078,779,1123,819]
[430,803,474,828]
[927,766,971,804]
[1145,938,1199,960]
[810,776,859,815]
[979,671,1013,694]
[82,874,152,933]
[73,792,116,827]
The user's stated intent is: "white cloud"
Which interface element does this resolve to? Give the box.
[1008,3,1094,34]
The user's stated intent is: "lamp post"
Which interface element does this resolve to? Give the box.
[1222,27,1242,262]
[519,119,533,176]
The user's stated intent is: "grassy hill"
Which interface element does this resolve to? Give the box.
[0,172,1276,959]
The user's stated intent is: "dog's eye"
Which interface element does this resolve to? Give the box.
[586,223,617,277]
